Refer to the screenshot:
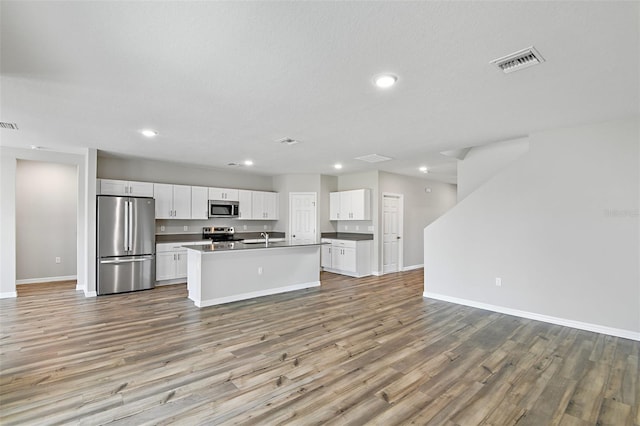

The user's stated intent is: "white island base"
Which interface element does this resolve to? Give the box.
[186,243,322,308]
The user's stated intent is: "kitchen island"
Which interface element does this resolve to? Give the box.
[185,240,326,307]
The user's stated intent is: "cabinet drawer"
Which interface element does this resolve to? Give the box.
[332,240,356,249]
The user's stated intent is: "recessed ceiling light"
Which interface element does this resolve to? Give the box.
[334,163,343,170]
[373,74,398,89]
[140,129,158,138]
[419,166,428,173]
[244,160,254,166]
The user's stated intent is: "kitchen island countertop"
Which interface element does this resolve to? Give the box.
[184,240,327,253]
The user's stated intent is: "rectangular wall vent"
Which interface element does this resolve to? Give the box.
[0,122,19,130]
[490,46,545,74]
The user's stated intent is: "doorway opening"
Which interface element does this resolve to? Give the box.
[382,193,404,274]
[15,160,78,288]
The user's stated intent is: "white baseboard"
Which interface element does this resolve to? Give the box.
[403,264,424,272]
[372,270,383,276]
[84,291,97,297]
[423,291,640,342]
[194,281,321,308]
[156,279,187,286]
[16,275,77,285]
[0,291,18,299]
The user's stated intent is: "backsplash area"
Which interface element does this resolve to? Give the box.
[156,219,278,235]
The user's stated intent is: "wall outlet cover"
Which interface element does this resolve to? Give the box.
[160,225,165,232]
[183,225,189,231]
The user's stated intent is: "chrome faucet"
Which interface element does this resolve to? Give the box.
[260,232,270,244]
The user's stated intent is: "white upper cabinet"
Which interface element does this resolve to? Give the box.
[329,192,341,220]
[154,184,191,219]
[237,190,252,220]
[99,179,153,197]
[252,191,278,220]
[191,186,209,220]
[208,187,239,201]
[329,189,371,220]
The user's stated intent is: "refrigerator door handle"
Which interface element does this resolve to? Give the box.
[123,200,129,252]
[128,200,133,252]
[100,256,154,264]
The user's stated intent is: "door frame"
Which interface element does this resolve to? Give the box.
[381,192,404,274]
[288,192,318,242]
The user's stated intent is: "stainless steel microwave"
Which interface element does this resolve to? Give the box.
[208,200,239,218]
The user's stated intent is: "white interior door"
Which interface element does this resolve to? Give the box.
[382,194,403,274]
[289,193,317,243]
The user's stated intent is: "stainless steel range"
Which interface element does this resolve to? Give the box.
[202,226,241,242]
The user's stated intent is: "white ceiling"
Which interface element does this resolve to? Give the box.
[1,1,638,184]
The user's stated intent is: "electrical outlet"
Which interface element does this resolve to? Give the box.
[355,225,359,231]
[55,257,61,264]
[264,225,268,230]
[243,225,247,230]
[344,225,348,230]
[160,225,165,232]
[258,267,263,275]
[495,277,502,287]
[183,225,189,231]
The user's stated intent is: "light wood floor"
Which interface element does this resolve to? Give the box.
[1,271,638,425]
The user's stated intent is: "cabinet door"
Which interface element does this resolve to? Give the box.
[350,189,371,220]
[341,247,357,272]
[209,187,239,201]
[263,192,278,220]
[129,181,154,197]
[156,251,176,280]
[329,192,340,220]
[172,185,192,219]
[100,179,129,196]
[251,191,265,219]
[175,249,188,278]
[339,191,353,220]
[321,245,332,268]
[238,190,253,220]
[153,184,174,219]
[191,186,209,219]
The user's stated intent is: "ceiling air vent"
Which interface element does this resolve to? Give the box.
[278,137,300,146]
[0,122,19,130]
[490,46,545,74]
[355,154,392,163]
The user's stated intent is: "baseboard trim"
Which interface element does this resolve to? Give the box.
[372,270,383,276]
[84,291,97,297]
[156,279,187,286]
[423,291,640,342]
[0,291,18,299]
[16,275,77,285]
[194,281,321,308]
[402,264,424,272]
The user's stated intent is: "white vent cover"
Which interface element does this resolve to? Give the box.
[355,154,392,163]
[0,122,19,130]
[490,46,545,74]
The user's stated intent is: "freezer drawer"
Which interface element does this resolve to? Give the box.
[98,255,155,295]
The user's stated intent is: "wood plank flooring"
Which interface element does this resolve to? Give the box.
[1,271,638,425]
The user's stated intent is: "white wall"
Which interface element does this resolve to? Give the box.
[423,118,640,339]
[379,172,457,270]
[98,155,274,190]
[457,137,529,200]
[320,175,338,233]
[16,160,77,281]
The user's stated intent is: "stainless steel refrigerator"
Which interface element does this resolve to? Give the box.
[97,195,156,295]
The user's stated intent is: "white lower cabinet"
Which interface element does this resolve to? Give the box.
[156,242,208,281]
[321,239,371,277]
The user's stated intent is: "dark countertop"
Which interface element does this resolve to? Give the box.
[156,231,286,244]
[184,240,327,254]
[321,232,374,241]
[156,234,210,244]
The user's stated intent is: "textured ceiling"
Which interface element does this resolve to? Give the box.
[1,1,638,183]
